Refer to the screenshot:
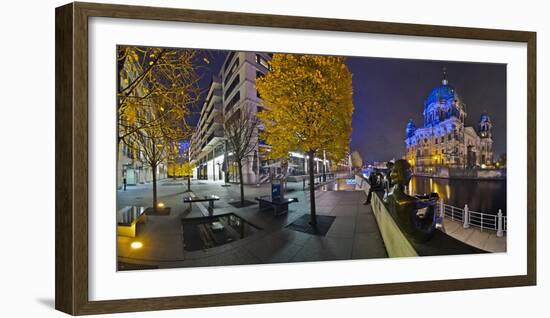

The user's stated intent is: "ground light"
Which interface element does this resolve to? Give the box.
[130,241,143,249]
[157,202,165,208]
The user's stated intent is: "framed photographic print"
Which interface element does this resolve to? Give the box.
[55,2,536,315]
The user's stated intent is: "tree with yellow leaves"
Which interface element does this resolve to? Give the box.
[256,54,354,228]
[118,46,204,210]
[117,47,202,143]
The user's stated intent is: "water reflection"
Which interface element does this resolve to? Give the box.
[408,176,506,215]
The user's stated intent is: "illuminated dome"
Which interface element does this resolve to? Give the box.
[424,83,458,108]
[424,69,460,110]
[406,119,416,138]
[479,112,491,123]
[423,68,464,127]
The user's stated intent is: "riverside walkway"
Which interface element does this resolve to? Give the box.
[440,216,506,253]
[355,175,506,253]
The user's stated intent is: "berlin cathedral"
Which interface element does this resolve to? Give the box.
[405,70,494,172]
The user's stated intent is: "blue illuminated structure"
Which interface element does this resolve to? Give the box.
[404,68,494,170]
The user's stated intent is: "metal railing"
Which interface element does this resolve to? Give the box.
[436,201,506,237]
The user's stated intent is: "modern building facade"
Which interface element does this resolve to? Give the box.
[190,51,338,184]
[189,76,225,181]
[404,71,494,172]
[117,55,168,189]
[190,52,272,183]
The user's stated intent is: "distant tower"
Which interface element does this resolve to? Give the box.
[479,112,492,138]
[406,119,416,138]
[442,67,448,85]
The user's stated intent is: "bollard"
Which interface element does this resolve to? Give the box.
[463,204,470,229]
[497,209,504,237]
[436,199,445,230]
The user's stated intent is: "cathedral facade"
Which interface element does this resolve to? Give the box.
[405,71,494,172]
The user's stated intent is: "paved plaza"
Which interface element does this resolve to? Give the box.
[117,178,388,269]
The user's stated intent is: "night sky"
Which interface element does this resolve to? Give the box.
[347,57,507,163]
[192,50,507,163]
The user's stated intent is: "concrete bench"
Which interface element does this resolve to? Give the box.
[183,195,220,216]
[117,206,147,237]
[255,196,298,216]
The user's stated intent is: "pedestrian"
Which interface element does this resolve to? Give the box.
[364,169,382,205]
[123,176,127,191]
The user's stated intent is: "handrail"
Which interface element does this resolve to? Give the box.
[437,201,506,234]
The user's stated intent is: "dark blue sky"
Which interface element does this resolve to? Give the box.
[193,51,506,163]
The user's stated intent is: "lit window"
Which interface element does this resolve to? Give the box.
[255,54,271,70]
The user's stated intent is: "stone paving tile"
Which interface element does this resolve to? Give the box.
[441,219,506,253]
[290,236,354,262]
[327,205,358,217]
[326,216,356,239]
[244,236,304,263]
[351,232,388,259]
[355,214,380,234]
[356,203,373,215]
[483,235,507,253]
[269,228,312,246]
[465,230,492,248]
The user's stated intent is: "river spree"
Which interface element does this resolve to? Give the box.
[407,176,506,215]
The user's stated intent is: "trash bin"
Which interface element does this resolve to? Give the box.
[271,178,282,200]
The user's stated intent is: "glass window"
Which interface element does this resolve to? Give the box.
[224,74,240,100]
[223,51,235,72]
[224,58,239,86]
[225,91,241,113]
[255,54,271,70]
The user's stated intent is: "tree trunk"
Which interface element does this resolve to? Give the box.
[308,151,317,228]
[224,140,229,186]
[152,164,158,211]
[187,176,191,192]
[238,161,245,206]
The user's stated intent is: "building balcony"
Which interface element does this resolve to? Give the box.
[202,129,224,151]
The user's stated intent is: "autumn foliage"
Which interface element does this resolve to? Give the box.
[117,46,202,209]
[256,53,354,226]
[256,54,353,162]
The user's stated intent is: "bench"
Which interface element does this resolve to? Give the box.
[255,196,298,216]
[183,195,220,217]
[117,206,147,237]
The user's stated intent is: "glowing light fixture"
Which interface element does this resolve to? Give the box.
[130,241,143,249]
[157,202,165,208]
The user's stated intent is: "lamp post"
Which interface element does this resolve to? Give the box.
[322,150,327,182]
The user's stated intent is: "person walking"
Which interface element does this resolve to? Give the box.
[364,169,382,205]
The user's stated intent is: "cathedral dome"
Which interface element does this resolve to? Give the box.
[424,68,462,111]
[422,68,465,127]
[424,83,457,107]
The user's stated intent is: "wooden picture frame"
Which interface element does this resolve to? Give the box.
[55,2,536,315]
